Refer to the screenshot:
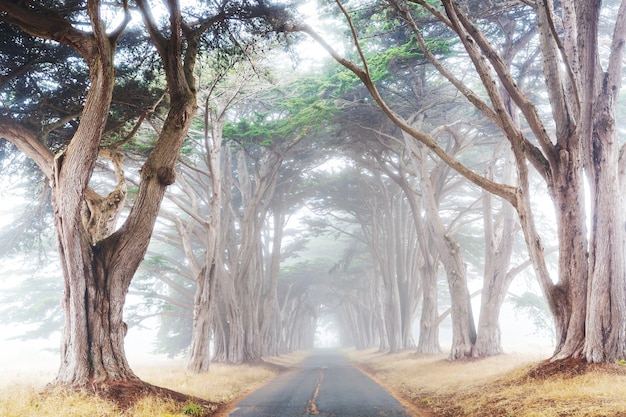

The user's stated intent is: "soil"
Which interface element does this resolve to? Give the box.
[523,357,626,380]
[59,380,220,417]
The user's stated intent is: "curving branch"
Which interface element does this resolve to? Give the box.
[439,0,555,177]
[286,22,518,206]
[0,0,94,59]
[0,116,54,179]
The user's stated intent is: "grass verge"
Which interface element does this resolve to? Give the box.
[348,349,626,417]
[0,351,308,417]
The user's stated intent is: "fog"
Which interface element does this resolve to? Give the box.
[0,323,176,386]
[0,295,554,387]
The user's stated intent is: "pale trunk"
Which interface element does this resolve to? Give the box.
[213,270,245,363]
[417,259,441,354]
[186,113,223,372]
[473,145,516,357]
[260,208,285,356]
[419,153,475,359]
[548,149,588,359]
[396,170,441,354]
[186,264,213,372]
[584,85,626,362]
[374,269,390,352]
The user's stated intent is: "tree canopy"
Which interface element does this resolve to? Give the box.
[2,2,626,405]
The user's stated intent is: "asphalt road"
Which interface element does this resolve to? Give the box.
[226,349,414,417]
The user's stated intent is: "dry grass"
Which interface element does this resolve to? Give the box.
[0,351,308,417]
[6,349,626,416]
[349,349,626,417]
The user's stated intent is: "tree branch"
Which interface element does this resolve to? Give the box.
[0,117,54,179]
[287,22,518,206]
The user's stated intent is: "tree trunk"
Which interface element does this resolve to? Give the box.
[56,241,137,384]
[185,105,224,372]
[417,259,441,354]
[416,146,475,359]
[583,95,626,362]
[50,11,135,384]
[186,264,215,372]
[547,150,588,359]
[473,144,517,358]
[213,268,245,363]
[260,207,286,357]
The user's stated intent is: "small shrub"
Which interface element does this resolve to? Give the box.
[183,401,203,416]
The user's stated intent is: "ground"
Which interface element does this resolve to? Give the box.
[3,350,626,416]
[350,349,626,417]
[90,380,219,416]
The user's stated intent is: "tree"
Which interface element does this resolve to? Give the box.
[0,0,287,390]
[292,0,626,362]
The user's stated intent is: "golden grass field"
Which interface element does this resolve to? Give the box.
[0,352,307,417]
[3,349,626,416]
[349,349,626,417]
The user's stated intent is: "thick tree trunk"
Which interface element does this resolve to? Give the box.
[226,149,280,362]
[472,293,505,358]
[391,165,442,355]
[443,242,476,360]
[583,91,626,362]
[364,176,412,353]
[50,11,135,384]
[54,94,196,384]
[417,150,475,359]
[241,276,263,361]
[548,152,588,360]
[213,270,245,363]
[55,241,137,385]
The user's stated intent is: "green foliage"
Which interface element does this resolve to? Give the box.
[183,401,204,416]
[314,64,362,97]
[367,37,451,83]
[222,80,337,149]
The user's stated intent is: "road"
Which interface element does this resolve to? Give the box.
[225,349,415,417]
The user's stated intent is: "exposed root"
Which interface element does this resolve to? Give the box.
[523,357,626,381]
[46,380,219,416]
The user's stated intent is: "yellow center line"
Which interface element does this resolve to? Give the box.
[306,368,325,415]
